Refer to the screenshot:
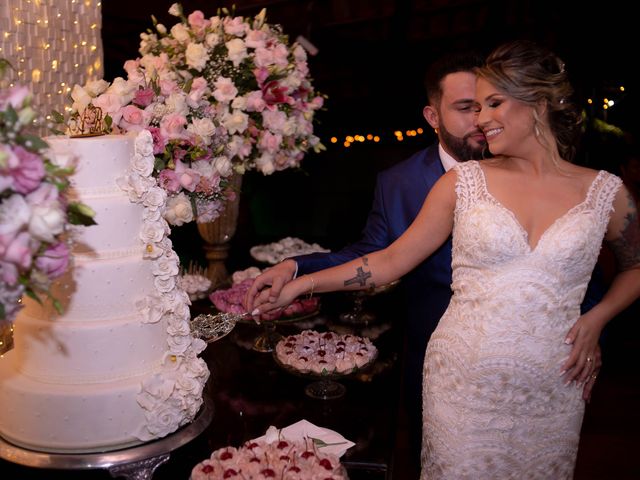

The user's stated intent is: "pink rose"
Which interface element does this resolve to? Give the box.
[160,79,179,96]
[158,169,181,193]
[35,242,69,279]
[133,87,155,107]
[187,10,210,34]
[147,127,168,155]
[259,131,282,154]
[2,231,33,271]
[120,105,147,132]
[9,146,45,194]
[174,160,200,192]
[160,113,187,140]
[0,85,30,110]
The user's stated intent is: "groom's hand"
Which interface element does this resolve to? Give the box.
[244,259,297,312]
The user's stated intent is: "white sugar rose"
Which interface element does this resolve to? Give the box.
[167,319,190,337]
[168,334,192,355]
[142,186,167,211]
[185,43,210,71]
[154,275,177,293]
[146,404,183,438]
[29,204,65,242]
[130,153,154,177]
[164,192,194,226]
[140,219,167,244]
[136,296,165,324]
[152,255,179,277]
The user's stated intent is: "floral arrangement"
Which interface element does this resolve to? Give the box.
[0,60,95,324]
[67,3,325,226]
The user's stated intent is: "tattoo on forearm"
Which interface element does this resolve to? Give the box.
[608,191,640,269]
[344,257,373,287]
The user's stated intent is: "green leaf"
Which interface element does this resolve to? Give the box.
[52,298,64,315]
[67,202,97,226]
[21,134,49,152]
[51,110,65,124]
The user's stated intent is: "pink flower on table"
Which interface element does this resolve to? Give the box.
[133,87,155,107]
[262,81,288,106]
[160,112,187,140]
[35,241,69,279]
[147,127,168,155]
[9,146,46,194]
[120,105,148,131]
[212,77,238,103]
[187,77,208,106]
[187,10,210,34]
[123,59,144,84]
[160,79,180,96]
[92,92,126,124]
[158,169,181,193]
[2,231,33,272]
[245,29,267,49]
[0,85,30,110]
[223,16,247,36]
[174,160,201,192]
[244,91,266,112]
[259,131,282,154]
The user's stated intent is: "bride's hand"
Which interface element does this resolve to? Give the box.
[561,313,603,388]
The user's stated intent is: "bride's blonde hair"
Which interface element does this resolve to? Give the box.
[476,40,582,164]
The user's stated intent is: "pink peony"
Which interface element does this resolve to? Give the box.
[9,146,46,194]
[35,242,69,279]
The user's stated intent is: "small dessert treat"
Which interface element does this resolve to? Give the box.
[210,279,320,321]
[191,428,348,479]
[275,330,377,375]
[250,237,330,265]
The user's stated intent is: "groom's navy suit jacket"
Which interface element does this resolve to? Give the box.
[296,143,450,403]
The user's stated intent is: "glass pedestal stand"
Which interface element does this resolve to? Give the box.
[0,396,213,480]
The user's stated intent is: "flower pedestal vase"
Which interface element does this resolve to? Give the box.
[197,175,242,289]
[0,322,14,356]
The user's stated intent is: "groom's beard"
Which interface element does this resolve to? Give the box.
[440,124,486,161]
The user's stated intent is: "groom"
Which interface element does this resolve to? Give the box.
[246,51,602,475]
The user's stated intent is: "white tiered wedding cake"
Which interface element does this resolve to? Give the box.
[0,132,209,452]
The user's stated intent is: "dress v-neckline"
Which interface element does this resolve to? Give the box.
[473,162,603,252]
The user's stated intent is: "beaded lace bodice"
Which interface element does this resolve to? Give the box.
[421,160,622,479]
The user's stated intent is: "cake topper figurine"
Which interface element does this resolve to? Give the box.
[68,104,106,137]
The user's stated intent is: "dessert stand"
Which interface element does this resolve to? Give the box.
[0,396,213,480]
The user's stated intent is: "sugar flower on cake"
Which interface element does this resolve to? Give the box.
[67,3,325,226]
[0,61,95,324]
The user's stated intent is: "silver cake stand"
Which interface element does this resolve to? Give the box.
[0,396,213,480]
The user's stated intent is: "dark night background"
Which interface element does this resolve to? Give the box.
[101,0,638,270]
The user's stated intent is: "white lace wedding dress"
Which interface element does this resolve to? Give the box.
[421,160,621,479]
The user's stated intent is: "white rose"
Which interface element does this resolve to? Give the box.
[154,274,176,293]
[205,33,220,48]
[134,129,154,157]
[222,109,248,135]
[85,79,109,96]
[164,92,188,116]
[212,77,238,103]
[0,194,30,236]
[185,42,209,71]
[130,153,154,177]
[187,117,216,144]
[106,77,136,103]
[152,252,179,277]
[167,334,192,355]
[143,187,167,211]
[164,192,194,226]
[70,84,92,113]
[282,118,297,136]
[147,403,183,438]
[231,95,246,110]
[170,23,190,43]
[140,220,166,244]
[213,156,233,177]
[168,3,182,16]
[225,38,247,67]
[156,23,167,34]
[256,153,275,175]
[29,204,65,242]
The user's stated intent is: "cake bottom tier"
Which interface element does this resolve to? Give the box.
[0,353,165,453]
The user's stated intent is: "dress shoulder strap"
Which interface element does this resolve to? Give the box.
[588,170,623,231]
[453,160,485,212]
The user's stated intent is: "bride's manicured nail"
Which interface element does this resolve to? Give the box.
[564,337,571,344]
[251,308,260,315]
[559,369,566,376]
